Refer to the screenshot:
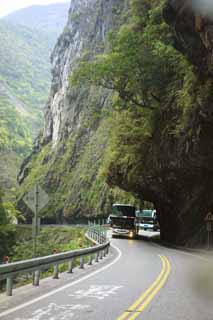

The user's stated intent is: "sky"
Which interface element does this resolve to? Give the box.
[192,0,213,16]
[0,0,69,18]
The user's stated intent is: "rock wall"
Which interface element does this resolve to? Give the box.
[163,0,213,75]
[107,0,213,246]
[18,0,213,245]
[18,0,134,222]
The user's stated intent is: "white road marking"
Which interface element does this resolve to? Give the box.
[0,244,122,318]
[14,303,89,320]
[69,285,123,300]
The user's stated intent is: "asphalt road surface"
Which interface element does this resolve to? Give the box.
[0,235,213,320]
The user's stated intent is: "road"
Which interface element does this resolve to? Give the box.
[0,234,213,320]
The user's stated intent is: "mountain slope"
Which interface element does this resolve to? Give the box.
[0,91,32,195]
[17,0,137,221]
[4,3,70,37]
[0,3,69,194]
[0,20,52,112]
[18,0,213,247]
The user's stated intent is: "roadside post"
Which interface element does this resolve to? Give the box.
[23,184,49,258]
[23,184,49,286]
[3,256,13,295]
[53,249,59,279]
[3,256,9,264]
[205,212,213,250]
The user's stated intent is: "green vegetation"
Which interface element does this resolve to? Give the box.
[70,0,213,244]
[0,4,68,195]
[17,0,157,221]
[0,96,32,156]
[15,0,213,244]
[0,226,91,289]
[0,20,51,111]
[0,188,17,259]
[0,19,52,195]
[0,93,33,197]
[72,0,188,113]
[0,225,16,261]
[0,188,7,224]
[70,0,193,188]
[17,116,139,221]
[0,224,89,265]
[11,226,90,262]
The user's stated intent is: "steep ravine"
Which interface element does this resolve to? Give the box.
[18,0,213,246]
[18,0,135,222]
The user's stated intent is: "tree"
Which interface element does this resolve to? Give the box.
[0,188,8,225]
[71,0,187,113]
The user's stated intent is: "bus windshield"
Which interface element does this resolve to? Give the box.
[112,205,136,217]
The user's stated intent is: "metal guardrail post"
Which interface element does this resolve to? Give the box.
[79,256,84,269]
[106,246,109,255]
[68,259,74,273]
[88,255,93,265]
[33,270,40,286]
[53,264,59,279]
[6,277,13,296]
[103,249,106,257]
[0,226,110,296]
[99,250,103,260]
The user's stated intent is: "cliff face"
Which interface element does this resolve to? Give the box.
[44,0,113,147]
[107,0,213,246]
[18,0,213,245]
[163,0,213,75]
[18,0,134,221]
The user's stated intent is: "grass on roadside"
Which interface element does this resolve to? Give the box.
[1,226,93,291]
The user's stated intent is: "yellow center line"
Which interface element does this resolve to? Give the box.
[128,256,171,320]
[117,256,166,320]
[117,255,171,320]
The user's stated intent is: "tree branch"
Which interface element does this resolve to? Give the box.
[150,92,161,103]
[119,91,156,110]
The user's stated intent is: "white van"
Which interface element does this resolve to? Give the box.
[136,209,159,231]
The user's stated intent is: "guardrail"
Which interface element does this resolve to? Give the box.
[0,225,110,296]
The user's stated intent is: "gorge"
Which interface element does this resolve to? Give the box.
[17,0,213,246]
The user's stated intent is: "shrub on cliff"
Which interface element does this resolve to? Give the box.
[71,0,187,112]
[70,0,190,184]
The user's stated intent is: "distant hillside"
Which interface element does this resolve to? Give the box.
[0,90,32,196]
[4,3,70,37]
[0,20,49,194]
[0,3,70,194]
[0,20,52,115]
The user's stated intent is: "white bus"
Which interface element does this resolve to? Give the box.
[109,204,138,238]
